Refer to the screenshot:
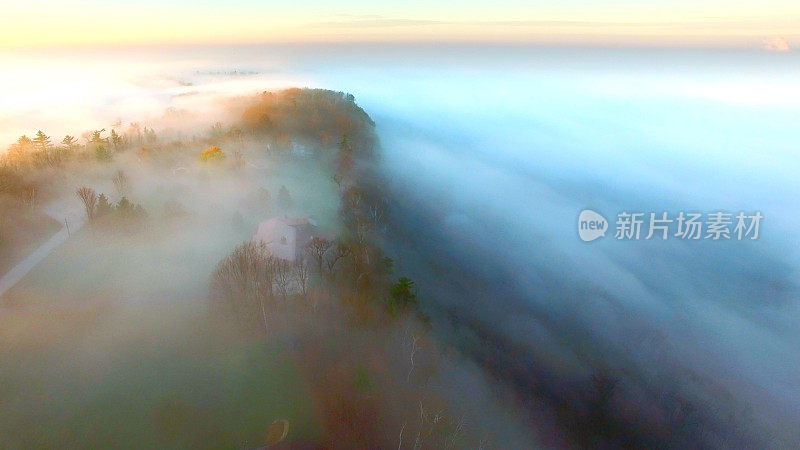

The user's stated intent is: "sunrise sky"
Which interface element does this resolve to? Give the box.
[1,0,798,48]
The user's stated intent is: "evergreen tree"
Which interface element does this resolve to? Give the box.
[62,135,78,148]
[389,277,418,311]
[32,130,51,152]
[96,194,112,218]
[117,197,133,217]
[17,135,32,147]
[89,129,107,145]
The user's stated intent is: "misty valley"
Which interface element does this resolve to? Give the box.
[0,49,798,447]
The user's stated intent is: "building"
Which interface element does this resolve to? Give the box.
[252,216,317,262]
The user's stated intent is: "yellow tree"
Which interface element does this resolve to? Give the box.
[199,145,226,162]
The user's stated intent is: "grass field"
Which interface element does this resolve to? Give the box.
[0,220,321,448]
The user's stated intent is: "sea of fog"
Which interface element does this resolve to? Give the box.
[2,44,799,444]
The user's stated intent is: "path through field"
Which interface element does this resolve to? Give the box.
[0,199,86,299]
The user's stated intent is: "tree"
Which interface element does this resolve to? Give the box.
[96,193,112,218]
[305,236,332,274]
[390,277,418,311]
[116,197,133,217]
[323,240,352,277]
[199,145,225,162]
[88,129,107,146]
[110,129,124,151]
[277,185,292,210]
[112,170,129,198]
[293,256,310,298]
[32,130,51,153]
[336,133,354,178]
[3,136,34,169]
[94,145,111,162]
[17,135,32,147]
[210,241,278,333]
[274,259,292,301]
[76,187,97,221]
[62,135,78,148]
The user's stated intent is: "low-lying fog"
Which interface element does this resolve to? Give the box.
[2,44,799,446]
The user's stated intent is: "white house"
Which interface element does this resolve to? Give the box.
[252,216,317,262]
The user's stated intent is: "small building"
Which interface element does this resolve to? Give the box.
[252,216,317,262]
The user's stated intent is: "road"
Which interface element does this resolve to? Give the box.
[0,199,86,299]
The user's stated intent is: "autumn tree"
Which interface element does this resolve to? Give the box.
[3,136,34,169]
[199,145,225,162]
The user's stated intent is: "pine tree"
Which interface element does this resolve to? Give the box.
[62,135,78,148]
[96,194,112,218]
[32,130,51,152]
[116,197,133,217]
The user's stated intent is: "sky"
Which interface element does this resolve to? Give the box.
[1,0,798,48]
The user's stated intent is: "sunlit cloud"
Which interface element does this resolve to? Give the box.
[763,36,791,51]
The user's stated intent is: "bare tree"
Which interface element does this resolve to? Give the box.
[210,241,277,334]
[76,186,97,221]
[112,169,129,198]
[323,240,352,277]
[274,259,292,302]
[292,255,310,298]
[305,236,332,274]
